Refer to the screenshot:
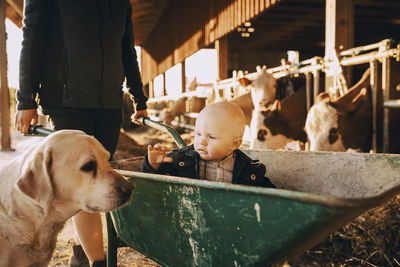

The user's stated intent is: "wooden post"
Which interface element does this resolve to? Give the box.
[0,0,11,151]
[181,61,186,93]
[325,0,354,93]
[336,0,354,84]
[162,73,166,96]
[148,80,154,99]
[382,57,390,153]
[215,36,228,81]
[370,60,379,153]
[305,72,312,111]
[313,69,320,102]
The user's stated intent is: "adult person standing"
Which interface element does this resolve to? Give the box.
[15,1,148,266]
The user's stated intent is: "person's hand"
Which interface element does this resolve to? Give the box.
[15,109,38,134]
[147,144,173,170]
[131,109,148,125]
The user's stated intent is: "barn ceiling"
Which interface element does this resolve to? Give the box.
[130,0,170,46]
[228,0,400,54]
[5,0,399,58]
[128,0,400,75]
[4,0,170,46]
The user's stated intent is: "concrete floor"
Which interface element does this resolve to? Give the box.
[0,127,44,168]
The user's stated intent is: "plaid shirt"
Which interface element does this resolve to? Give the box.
[142,145,276,188]
[198,153,235,183]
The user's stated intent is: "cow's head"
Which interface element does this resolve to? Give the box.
[305,96,346,151]
[305,88,371,151]
[159,108,174,125]
[251,67,277,108]
[250,100,293,150]
[239,66,277,108]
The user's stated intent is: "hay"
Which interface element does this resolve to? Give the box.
[288,195,400,267]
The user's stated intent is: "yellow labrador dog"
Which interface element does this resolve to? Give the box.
[0,130,133,266]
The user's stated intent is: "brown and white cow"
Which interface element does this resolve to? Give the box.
[250,85,307,149]
[306,62,400,153]
[305,68,371,152]
[159,97,187,125]
[226,66,277,140]
[210,71,272,139]
[245,67,282,149]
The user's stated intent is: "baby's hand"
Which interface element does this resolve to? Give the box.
[147,144,173,170]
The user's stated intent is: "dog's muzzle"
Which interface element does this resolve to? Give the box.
[117,180,134,204]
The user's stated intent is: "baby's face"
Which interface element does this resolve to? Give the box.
[193,112,240,161]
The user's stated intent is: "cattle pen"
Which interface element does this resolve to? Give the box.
[146,38,400,153]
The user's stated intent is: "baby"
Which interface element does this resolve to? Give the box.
[142,102,275,188]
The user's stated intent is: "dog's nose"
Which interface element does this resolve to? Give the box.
[117,181,134,199]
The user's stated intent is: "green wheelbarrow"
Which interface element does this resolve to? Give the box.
[28,122,400,266]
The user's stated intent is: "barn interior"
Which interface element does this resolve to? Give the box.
[0,1,400,266]
[127,0,400,153]
[128,0,399,83]
[1,0,400,152]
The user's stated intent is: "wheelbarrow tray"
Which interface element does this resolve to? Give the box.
[108,150,400,266]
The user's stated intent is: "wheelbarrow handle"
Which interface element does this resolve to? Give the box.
[137,116,187,148]
[25,117,187,148]
[26,124,54,136]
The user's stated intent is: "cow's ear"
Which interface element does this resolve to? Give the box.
[270,100,281,111]
[315,92,330,103]
[331,88,367,114]
[348,88,367,112]
[239,77,250,87]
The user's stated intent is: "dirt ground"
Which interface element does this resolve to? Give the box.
[1,125,400,266]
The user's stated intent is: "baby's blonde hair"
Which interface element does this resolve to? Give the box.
[198,101,246,138]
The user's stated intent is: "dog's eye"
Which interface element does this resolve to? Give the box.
[81,160,97,172]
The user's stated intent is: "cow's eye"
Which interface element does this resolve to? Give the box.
[328,128,339,144]
[81,160,97,172]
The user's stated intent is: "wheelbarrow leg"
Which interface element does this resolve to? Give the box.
[106,212,118,267]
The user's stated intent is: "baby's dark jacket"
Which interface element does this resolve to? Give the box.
[142,145,276,188]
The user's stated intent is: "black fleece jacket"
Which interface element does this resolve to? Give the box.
[142,145,276,188]
[17,0,147,111]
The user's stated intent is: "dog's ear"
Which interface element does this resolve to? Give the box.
[15,146,54,210]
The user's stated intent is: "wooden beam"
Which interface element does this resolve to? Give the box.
[382,57,390,153]
[325,0,336,92]
[216,35,228,81]
[6,0,22,16]
[0,0,11,150]
[325,0,354,92]
[336,0,354,83]
[162,73,166,96]
[181,61,186,92]
[141,0,280,85]
[370,60,379,153]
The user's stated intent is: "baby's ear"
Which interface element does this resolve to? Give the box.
[231,137,243,150]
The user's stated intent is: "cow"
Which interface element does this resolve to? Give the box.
[305,63,400,153]
[235,67,281,149]
[159,97,187,125]
[216,66,277,128]
[305,68,371,152]
[250,84,307,150]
